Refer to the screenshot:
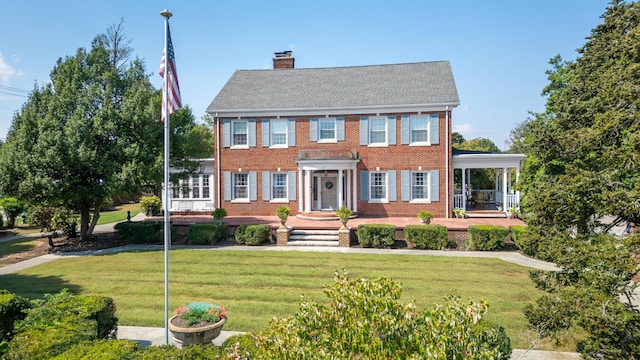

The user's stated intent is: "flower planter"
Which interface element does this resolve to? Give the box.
[168,315,226,345]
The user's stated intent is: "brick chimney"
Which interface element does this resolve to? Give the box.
[273,51,295,69]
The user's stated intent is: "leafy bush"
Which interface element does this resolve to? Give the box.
[0,198,25,228]
[136,344,226,359]
[404,224,448,249]
[235,224,270,246]
[114,221,170,244]
[234,224,249,244]
[251,270,511,359]
[52,208,78,238]
[139,195,161,216]
[0,290,31,342]
[467,225,508,251]
[8,289,117,360]
[51,340,139,360]
[189,222,228,245]
[357,224,396,248]
[212,207,227,219]
[28,206,57,233]
[509,225,527,246]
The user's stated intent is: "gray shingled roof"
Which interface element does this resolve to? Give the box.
[207,61,459,114]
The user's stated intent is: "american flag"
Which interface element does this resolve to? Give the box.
[159,24,181,122]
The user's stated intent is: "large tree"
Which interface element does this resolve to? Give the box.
[515,1,640,357]
[0,24,212,240]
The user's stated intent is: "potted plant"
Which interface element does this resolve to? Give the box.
[275,205,291,227]
[168,302,227,346]
[417,210,433,224]
[335,207,353,228]
[211,208,227,221]
[453,208,466,219]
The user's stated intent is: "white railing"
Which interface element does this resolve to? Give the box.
[453,194,465,209]
[506,194,519,210]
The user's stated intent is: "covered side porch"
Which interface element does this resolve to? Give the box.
[452,150,526,216]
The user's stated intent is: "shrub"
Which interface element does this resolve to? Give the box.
[509,225,528,247]
[251,270,511,359]
[467,225,509,251]
[139,195,162,216]
[235,224,271,246]
[0,198,25,229]
[244,224,271,246]
[8,289,117,360]
[52,208,78,238]
[189,222,228,245]
[404,224,448,249]
[136,343,226,359]
[114,221,170,244]
[0,290,31,342]
[212,207,227,220]
[357,224,396,248]
[234,224,249,245]
[28,206,57,233]
[51,339,139,360]
[222,333,260,358]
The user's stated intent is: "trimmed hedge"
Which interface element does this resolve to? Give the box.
[189,222,228,245]
[357,224,396,248]
[404,224,448,250]
[0,290,30,342]
[509,225,530,253]
[467,225,509,251]
[114,221,173,244]
[235,224,270,246]
[8,289,117,360]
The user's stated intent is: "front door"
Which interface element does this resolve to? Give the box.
[320,176,338,210]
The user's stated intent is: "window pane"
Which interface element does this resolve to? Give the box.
[272,173,287,199]
[411,116,428,143]
[233,121,248,145]
[370,117,386,144]
[319,118,335,140]
[203,176,210,198]
[371,173,387,200]
[412,172,428,199]
[271,120,287,145]
[192,177,200,199]
[234,173,248,199]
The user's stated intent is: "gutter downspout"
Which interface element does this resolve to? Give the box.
[445,106,450,218]
[215,113,221,209]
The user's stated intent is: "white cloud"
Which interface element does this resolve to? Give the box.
[0,52,22,85]
[453,122,473,138]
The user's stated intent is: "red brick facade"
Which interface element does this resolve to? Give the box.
[216,111,453,218]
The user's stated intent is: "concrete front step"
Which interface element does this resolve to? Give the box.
[288,229,340,246]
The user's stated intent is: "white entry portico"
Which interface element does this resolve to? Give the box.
[295,158,359,214]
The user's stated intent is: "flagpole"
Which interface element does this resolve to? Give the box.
[160,8,172,345]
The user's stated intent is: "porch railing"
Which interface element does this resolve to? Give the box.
[453,194,464,209]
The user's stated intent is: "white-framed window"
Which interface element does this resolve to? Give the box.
[271,173,287,200]
[369,116,387,144]
[172,183,180,198]
[202,176,210,198]
[232,120,248,146]
[233,173,249,200]
[319,118,336,141]
[192,177,200,199]
[411,172,429,201]
[410,115,429,144]
[270,119,287,146]
[370,172,387,201]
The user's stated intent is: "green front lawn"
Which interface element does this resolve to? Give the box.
[96,203,141,225]
[0,249,551,349]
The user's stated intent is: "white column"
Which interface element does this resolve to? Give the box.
[298,170,304,213]
[352,167,358,213]
[502,167,508,210]
[515,166,521,205]
[316,175,322,210]
[461,167,466,210]
[338,169,344,209]
[346,169,351,209]
[304,170,312,213]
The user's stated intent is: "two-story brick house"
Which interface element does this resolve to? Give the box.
[206,52,460,218]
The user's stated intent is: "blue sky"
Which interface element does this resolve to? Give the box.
[0,1,608,148]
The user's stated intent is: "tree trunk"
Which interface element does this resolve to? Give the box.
[79,202,91,241]
[88,204,101,237]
